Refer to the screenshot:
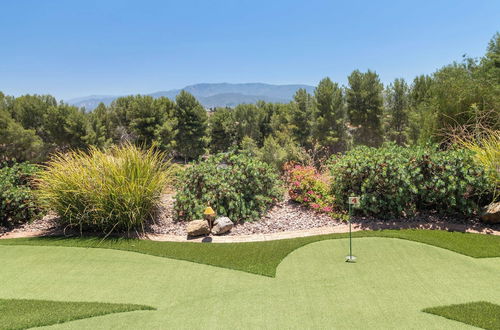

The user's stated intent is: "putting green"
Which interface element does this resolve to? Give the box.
[1,237,498,329]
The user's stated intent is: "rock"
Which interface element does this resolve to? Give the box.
[187,220,210,236]
[481,202,500,224]
[212,217,234,235]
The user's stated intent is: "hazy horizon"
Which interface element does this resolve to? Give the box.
[1,0,499,100]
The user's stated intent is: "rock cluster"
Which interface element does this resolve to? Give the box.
[186,220,210,236]
[187,217,234,237]
[211,217,234,235]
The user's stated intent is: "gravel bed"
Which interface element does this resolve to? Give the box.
[0,213,61,237]
[146,194,341,236]
[2,193,497,238]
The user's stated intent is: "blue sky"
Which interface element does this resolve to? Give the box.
[1,0,499,100]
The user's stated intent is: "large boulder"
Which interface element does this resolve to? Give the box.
[187,220,210,237]
[481,202,500,224]
[211,217,233,235]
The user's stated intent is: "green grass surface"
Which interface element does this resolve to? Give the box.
[0,299,154,330]
[1,237,498,329]
[423,301,500,330]
[0,229,499,276]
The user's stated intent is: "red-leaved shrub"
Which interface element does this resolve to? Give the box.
[284,162,342,218]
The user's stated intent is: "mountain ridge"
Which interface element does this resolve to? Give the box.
[66,82,315,110]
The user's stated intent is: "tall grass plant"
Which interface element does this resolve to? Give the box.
[36,144,172,233]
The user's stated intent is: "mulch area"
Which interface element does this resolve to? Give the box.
[1,193,499,239]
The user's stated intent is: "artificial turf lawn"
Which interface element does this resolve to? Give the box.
[423,301,500,330]
[0,229,499,276]
[0,299,154,330]
[0,236,498,329]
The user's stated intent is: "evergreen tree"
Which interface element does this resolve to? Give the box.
[346,70,384,147]
[174,91,208,160]
[153,97,177,153]
[107,96,177,152]
[385,78,410,145]
[84,103,112,148]
[232,104,263,146]
[312,77,348,154]
[43,104,88,151]
[408,75,434,145]
[208,107,237,153]
[290,88,313,147]
[0,109,43,162]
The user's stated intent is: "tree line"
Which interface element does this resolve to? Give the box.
[1,33,498,165]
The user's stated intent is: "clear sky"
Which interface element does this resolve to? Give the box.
[1,0,499,100]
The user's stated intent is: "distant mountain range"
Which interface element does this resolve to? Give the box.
[66,83,315,110]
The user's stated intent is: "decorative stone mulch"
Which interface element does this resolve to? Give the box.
[147,194,340,236]
[1,193,499,240]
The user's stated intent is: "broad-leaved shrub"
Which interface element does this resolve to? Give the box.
[330,144,492,217]
[174,153,283,222]
[0,163,41,226]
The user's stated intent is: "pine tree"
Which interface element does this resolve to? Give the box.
[174,91,208,160]
[290,88,313,147]
[208,107,236,153]
[408,75,434,145]
[312,77,348,154]
[346,70,384,147]
[385,78,410,145]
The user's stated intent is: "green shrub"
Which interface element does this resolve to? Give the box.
[258,133,311,173]
[174,153,283,222]
[36,144,172,233]
[0,163,41,226]
[330,144,492,217]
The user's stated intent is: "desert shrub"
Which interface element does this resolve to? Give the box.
[0,163,41,226]
[174,152,283,222]
[330,144,493,217]
[283,163,341,218]
[36,144,172,233]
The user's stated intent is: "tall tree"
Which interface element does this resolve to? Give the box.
[208,107,237,153]
[174,91,208,160]
[311,77,348,154]
[408,75,434,145]
[107,95,177,152]
[43,104,88,151]
[0,109,43,162]
[385,78,410,145]
[290,88,313,147]
[232,104,264,146]
[84,103,112,148]
[346,70,384,147]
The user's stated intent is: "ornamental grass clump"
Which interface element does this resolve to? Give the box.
[36,144,172,233]
[174,152,283,222]
[454,128,500,201]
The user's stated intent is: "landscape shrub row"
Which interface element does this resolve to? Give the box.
[0,163,41,227]
[174,152,283,222]
[330,144,493,217]
[3,143,495,233]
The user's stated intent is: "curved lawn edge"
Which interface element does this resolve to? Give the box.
[0,229,499,277]
[0,298,155,330]
[422,301,500,330]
